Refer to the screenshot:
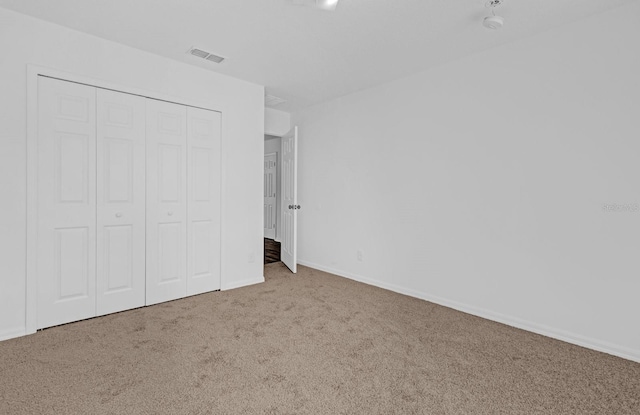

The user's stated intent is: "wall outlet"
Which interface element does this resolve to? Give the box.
[357,249,363,262]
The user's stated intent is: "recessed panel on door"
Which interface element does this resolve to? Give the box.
[104,138,133,202]
[55,227,90,300]
[37,77,97,329]
[158,222,183,283]
[191,220,213,278]
[187,107,221,295]
[56,133,89,203]
[146,99,188,305]
[96,89,146,316]
[159,144,182,202]
[103,225,133,292]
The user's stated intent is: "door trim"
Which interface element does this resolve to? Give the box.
[26,64,227,335]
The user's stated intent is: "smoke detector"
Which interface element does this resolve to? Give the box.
[483,15,504,30]
[484,0,505,30]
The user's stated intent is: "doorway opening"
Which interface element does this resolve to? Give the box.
[264,136,281,265]
[264,127,297,272]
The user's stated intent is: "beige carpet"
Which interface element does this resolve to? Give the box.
[1,263,639,414]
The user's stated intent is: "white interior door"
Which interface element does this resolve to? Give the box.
[187,106,221,295]
[281,127,298,273]
[264,153,277,240]
[146,99,188,305]
[96,89,146,316]
[37,76,97,328]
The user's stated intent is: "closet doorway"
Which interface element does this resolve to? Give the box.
[27,69,223,332]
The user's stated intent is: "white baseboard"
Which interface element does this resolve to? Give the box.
[0,328,27,342]
[2,276,267,342]
[223,275,265,291]
[297,259,640,363]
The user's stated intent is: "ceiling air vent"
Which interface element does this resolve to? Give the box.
[188,47,225,64]
[265,94,286,107]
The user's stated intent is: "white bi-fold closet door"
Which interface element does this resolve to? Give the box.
[37,77,98,328]
[96,88,147,317]
[145,101,222,305]
[36,76,221,329]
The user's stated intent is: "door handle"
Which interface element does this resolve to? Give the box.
[115,212,122,218]
[168,211,174,216]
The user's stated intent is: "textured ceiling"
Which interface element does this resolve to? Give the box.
[0,0,634,112]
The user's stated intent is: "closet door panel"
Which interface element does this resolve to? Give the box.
[96,89,146,316]
[187,107,221,295]
[146,99,188,305]
[37,77,97,329]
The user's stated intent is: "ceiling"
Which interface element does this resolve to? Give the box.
[0,0,633,112]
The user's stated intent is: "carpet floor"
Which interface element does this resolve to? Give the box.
[1,263,639,414]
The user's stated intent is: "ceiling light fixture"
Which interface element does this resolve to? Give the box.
[320,0,340,10]
[483,0,505,30]
[291,0,340,12]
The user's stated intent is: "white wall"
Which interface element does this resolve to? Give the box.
[0,8,265,340]
[264,136,282,241]
[265,108,291,137]
[294,2,640,362]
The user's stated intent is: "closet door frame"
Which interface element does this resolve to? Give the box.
[26,65,227,336]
